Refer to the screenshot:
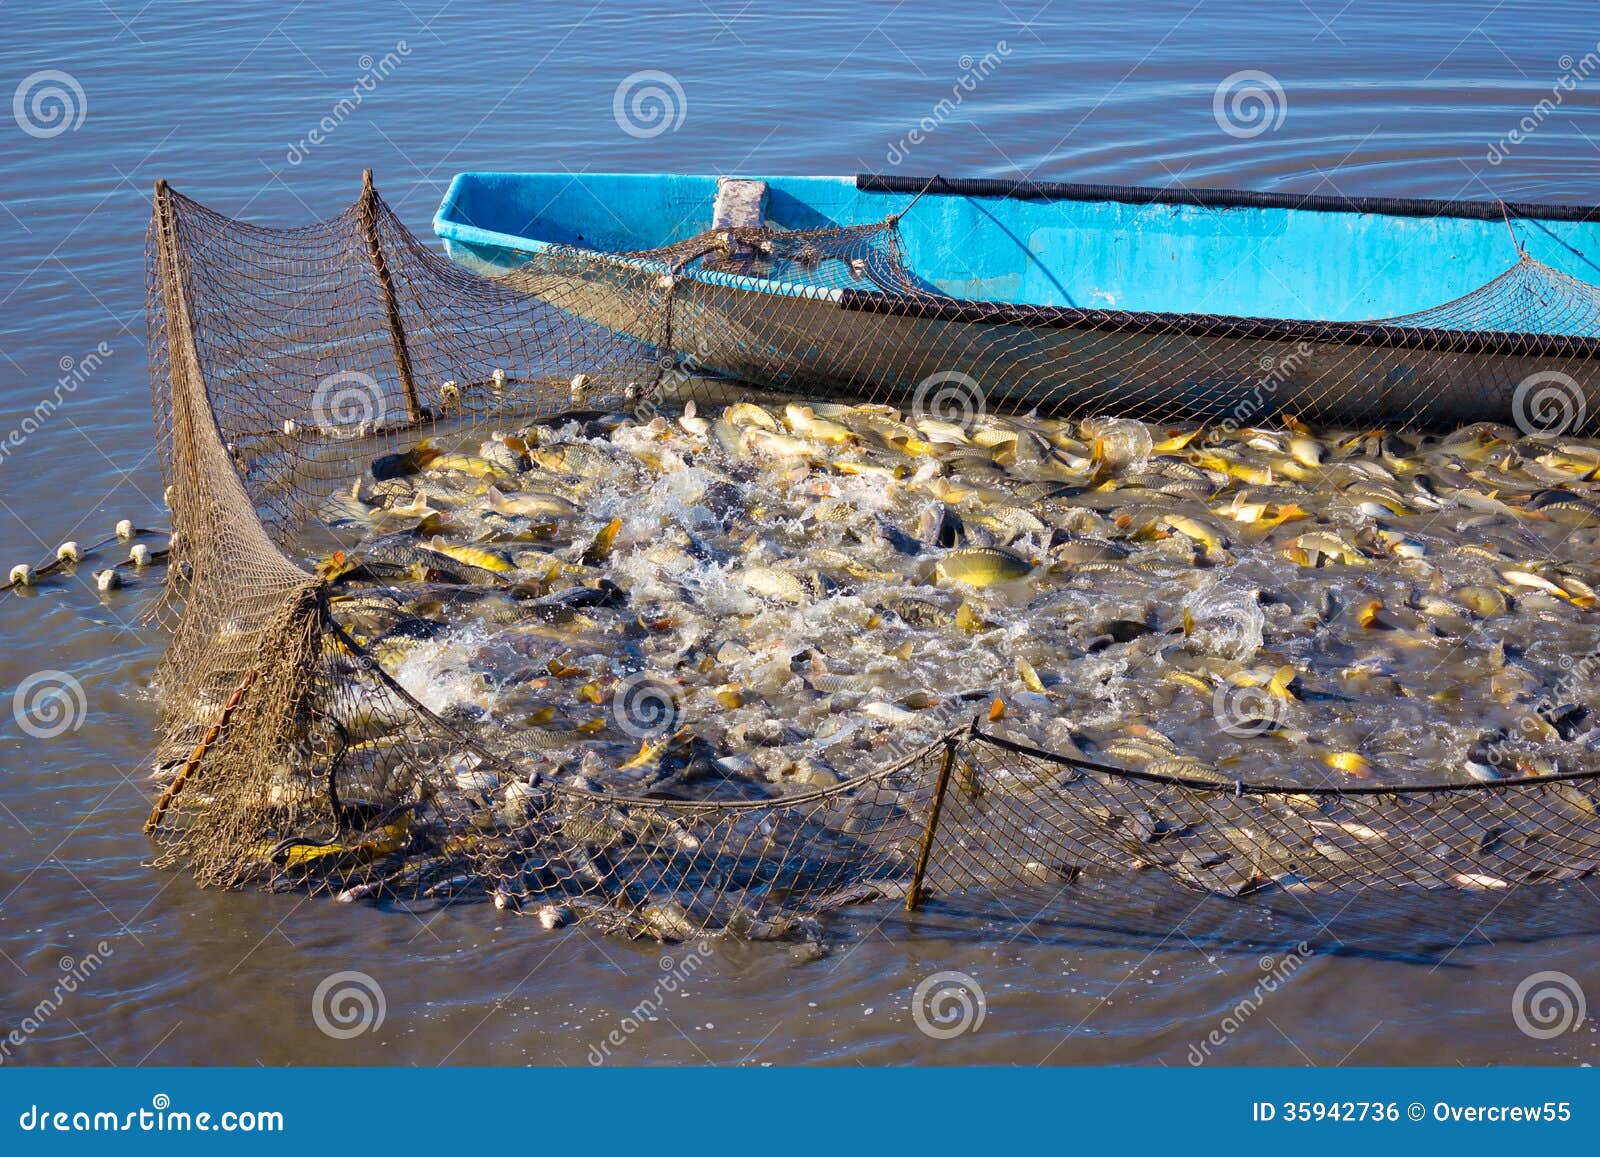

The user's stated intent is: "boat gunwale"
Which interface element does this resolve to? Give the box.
[857,172,1600,223]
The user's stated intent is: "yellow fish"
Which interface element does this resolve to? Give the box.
[580,517,623,565]
[428,452,509,478]
[1321,751,1373,778]
[1501,569,1594,608]
[1191,452,1274,486]
[1151,427,1204,454]
[785,404,855,443]
[428,537,515,573]
[618,728,692,770]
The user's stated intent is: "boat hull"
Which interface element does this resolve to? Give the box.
[444,236,1595,431]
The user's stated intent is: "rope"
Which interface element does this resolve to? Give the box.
[144,666,259,834]
[884,173,944,229]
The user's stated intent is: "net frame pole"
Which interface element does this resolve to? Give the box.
[152,179,206,499]
[357,169,423,424]
[906,734,959,911]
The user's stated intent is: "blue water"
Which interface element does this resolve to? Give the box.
[2,0,1598,1066]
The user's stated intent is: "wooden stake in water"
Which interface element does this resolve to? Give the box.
[358,169,422,425]
[906,735,959,912]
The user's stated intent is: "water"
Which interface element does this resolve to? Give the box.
[3,0,1599,1065]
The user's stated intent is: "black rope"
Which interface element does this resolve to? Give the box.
[837,288,1600,361]
[968,725,1600,796]
[858,172,1600,222]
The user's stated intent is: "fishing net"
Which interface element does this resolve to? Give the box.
[144,172,1600,942]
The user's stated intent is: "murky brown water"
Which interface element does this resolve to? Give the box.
[4,1,1600,1066]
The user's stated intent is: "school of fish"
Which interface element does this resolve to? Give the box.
[290,396,1600,899]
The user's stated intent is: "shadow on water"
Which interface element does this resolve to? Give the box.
[832,877,1600,968]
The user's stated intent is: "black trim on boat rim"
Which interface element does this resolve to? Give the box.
[836,289,1600,361]
[856,173,1600,223]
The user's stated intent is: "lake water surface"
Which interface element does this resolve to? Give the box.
[2,0,1598,1065]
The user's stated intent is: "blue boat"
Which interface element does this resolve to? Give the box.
[434,173,1600,430]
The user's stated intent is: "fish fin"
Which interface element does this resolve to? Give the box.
[617,740,655,770]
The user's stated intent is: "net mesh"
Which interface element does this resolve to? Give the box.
[492,211,1600,433]
[143,174,1600,942]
